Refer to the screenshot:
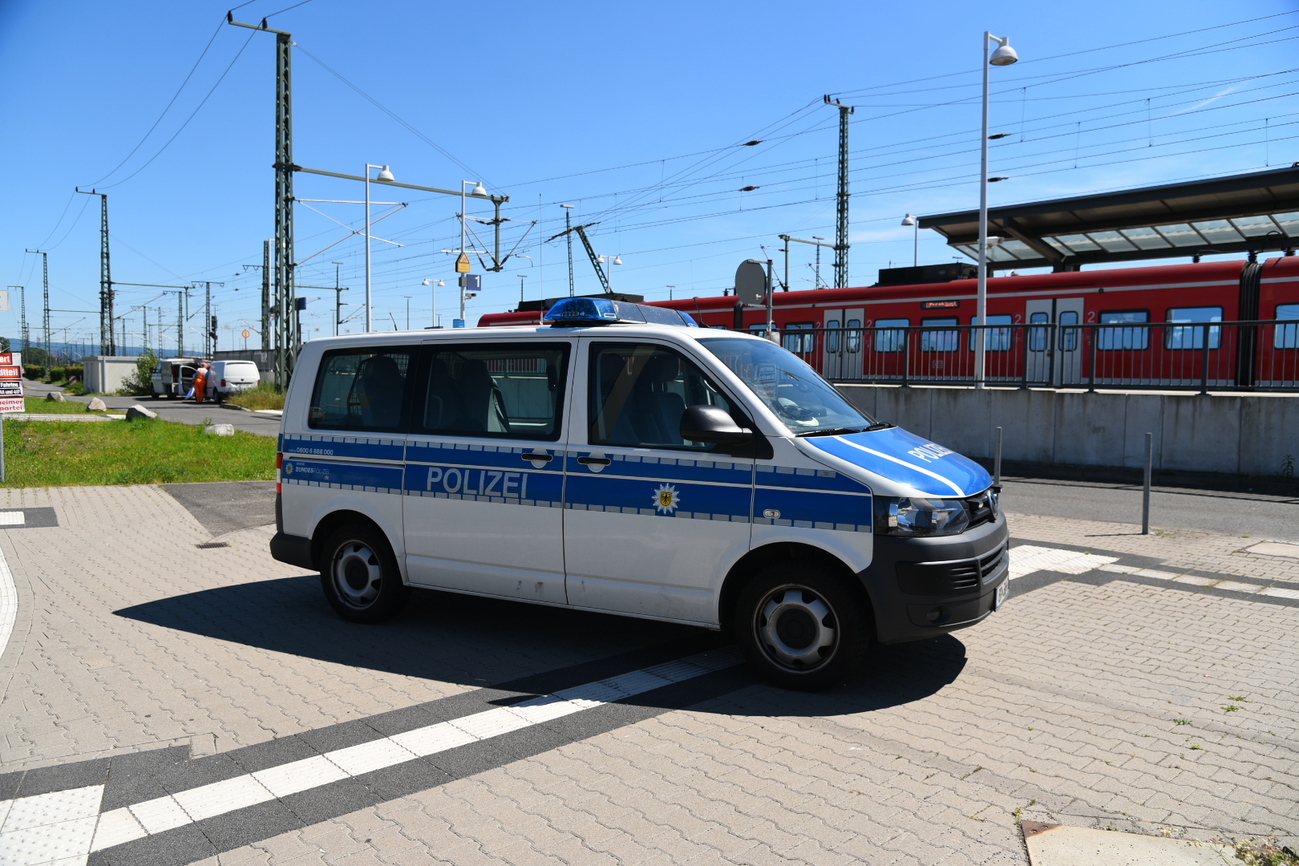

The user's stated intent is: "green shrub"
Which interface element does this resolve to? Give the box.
[117,350,158,396]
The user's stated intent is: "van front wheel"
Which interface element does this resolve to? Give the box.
[320,525,410,623]
[734,564,869,691]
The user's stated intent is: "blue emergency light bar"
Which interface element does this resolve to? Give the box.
[543,297,699,328]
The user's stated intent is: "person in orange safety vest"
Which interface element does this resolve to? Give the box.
[193,363,209,404]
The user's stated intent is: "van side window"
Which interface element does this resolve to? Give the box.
[418,343,569,441]
[589,343,734,450]
[309,348,414,432]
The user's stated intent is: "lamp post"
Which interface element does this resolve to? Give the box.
[458,181,488,325]
[559,204,576,296]
[364,163,395,333]
[976,32,1019,389]
[422,279,444,328]
[598,254,622,293]
[901,214,920,268]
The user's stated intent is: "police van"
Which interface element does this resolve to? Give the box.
[271,298,1009,690]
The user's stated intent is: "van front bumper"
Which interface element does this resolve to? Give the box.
[858,514,1010,645]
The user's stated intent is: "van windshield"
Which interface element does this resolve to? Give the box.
[698,337,878,436]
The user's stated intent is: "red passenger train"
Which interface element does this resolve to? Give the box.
[480,255,1299,391]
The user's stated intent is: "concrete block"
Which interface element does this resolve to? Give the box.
[1160,395,1241,474]
[1238,396,1299,477]
[1122,394,1164,470]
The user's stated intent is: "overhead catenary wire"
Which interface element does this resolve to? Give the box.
[68,11,1299,325]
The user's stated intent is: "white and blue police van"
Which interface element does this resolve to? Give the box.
[271,298,1009,690]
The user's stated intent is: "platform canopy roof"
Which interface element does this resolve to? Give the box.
[919,165,1299,272]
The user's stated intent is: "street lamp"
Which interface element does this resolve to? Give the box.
[976,32,1019,389]
[422,279,445,328]
[458,181,488,326]
[901,214,920,268]
[364,163,395,333]
[598,254,622,293]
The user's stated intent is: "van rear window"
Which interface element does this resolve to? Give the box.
[309,348,414,432]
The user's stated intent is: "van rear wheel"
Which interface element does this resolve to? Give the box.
[320,525,410,623]
[734,563,870,691]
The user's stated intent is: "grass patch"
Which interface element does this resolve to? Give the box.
[18,396,101,415]
[228,381,285,411]
[1,416,276,487]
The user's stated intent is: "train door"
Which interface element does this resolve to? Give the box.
[1025,298,1084,386]
[822,308,864,379]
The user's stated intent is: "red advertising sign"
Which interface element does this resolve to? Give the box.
[0,356,23,413]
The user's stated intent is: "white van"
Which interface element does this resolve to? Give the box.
[151,357,203,399]
[208,360,260,403]
[271,298,1009,690]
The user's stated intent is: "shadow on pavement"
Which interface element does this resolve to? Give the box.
[114,574,967,716]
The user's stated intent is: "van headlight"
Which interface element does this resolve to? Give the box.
[874,496,971,537]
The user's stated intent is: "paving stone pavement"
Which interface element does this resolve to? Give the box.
[0,484,1294,865]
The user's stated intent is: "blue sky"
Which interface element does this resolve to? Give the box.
[2,0,1297,354]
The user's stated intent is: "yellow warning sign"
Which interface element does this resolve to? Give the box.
[455,252,472,274]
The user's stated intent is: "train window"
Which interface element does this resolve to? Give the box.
[1276,304,1299,349]
[921,317,959,352]
[970,315,1013,351]
[783,322,815,354]
[1098,311,1149,351]
[846,318,862,352]
[874,318,909,353]
[1060,311,1080,352]
[1028,312,1050,352]
[1166,306,1222,350]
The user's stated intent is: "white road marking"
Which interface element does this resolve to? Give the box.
[87,648,738,856]
[0,511,26,526]
[0,785,104,866]
[0,544,17,671]
[0,648,738,863]
[1008,545,1118,579]
[1020,546,1299,600]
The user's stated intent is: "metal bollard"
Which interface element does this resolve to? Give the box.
[994,426,1003,487]
[1141,432,1152,535]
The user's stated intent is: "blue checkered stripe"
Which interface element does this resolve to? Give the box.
[279,433,406,493]
[564,452,754,523]
[404,441,564,508]
[754,464,873,533]
[280,432,405,462]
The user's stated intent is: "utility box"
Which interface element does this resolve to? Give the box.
[83,357,140,395]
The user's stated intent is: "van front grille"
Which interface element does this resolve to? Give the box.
[896,542,1008,596]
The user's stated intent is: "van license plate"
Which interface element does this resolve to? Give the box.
[993,580,1009,611]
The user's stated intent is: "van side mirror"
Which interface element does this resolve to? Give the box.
[680,404,753,445]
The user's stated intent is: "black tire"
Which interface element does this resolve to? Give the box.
[320,525,410,623]
[733,562,870,691]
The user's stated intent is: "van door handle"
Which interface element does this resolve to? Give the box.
[577,455,611,467]
[521,452,553,463]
